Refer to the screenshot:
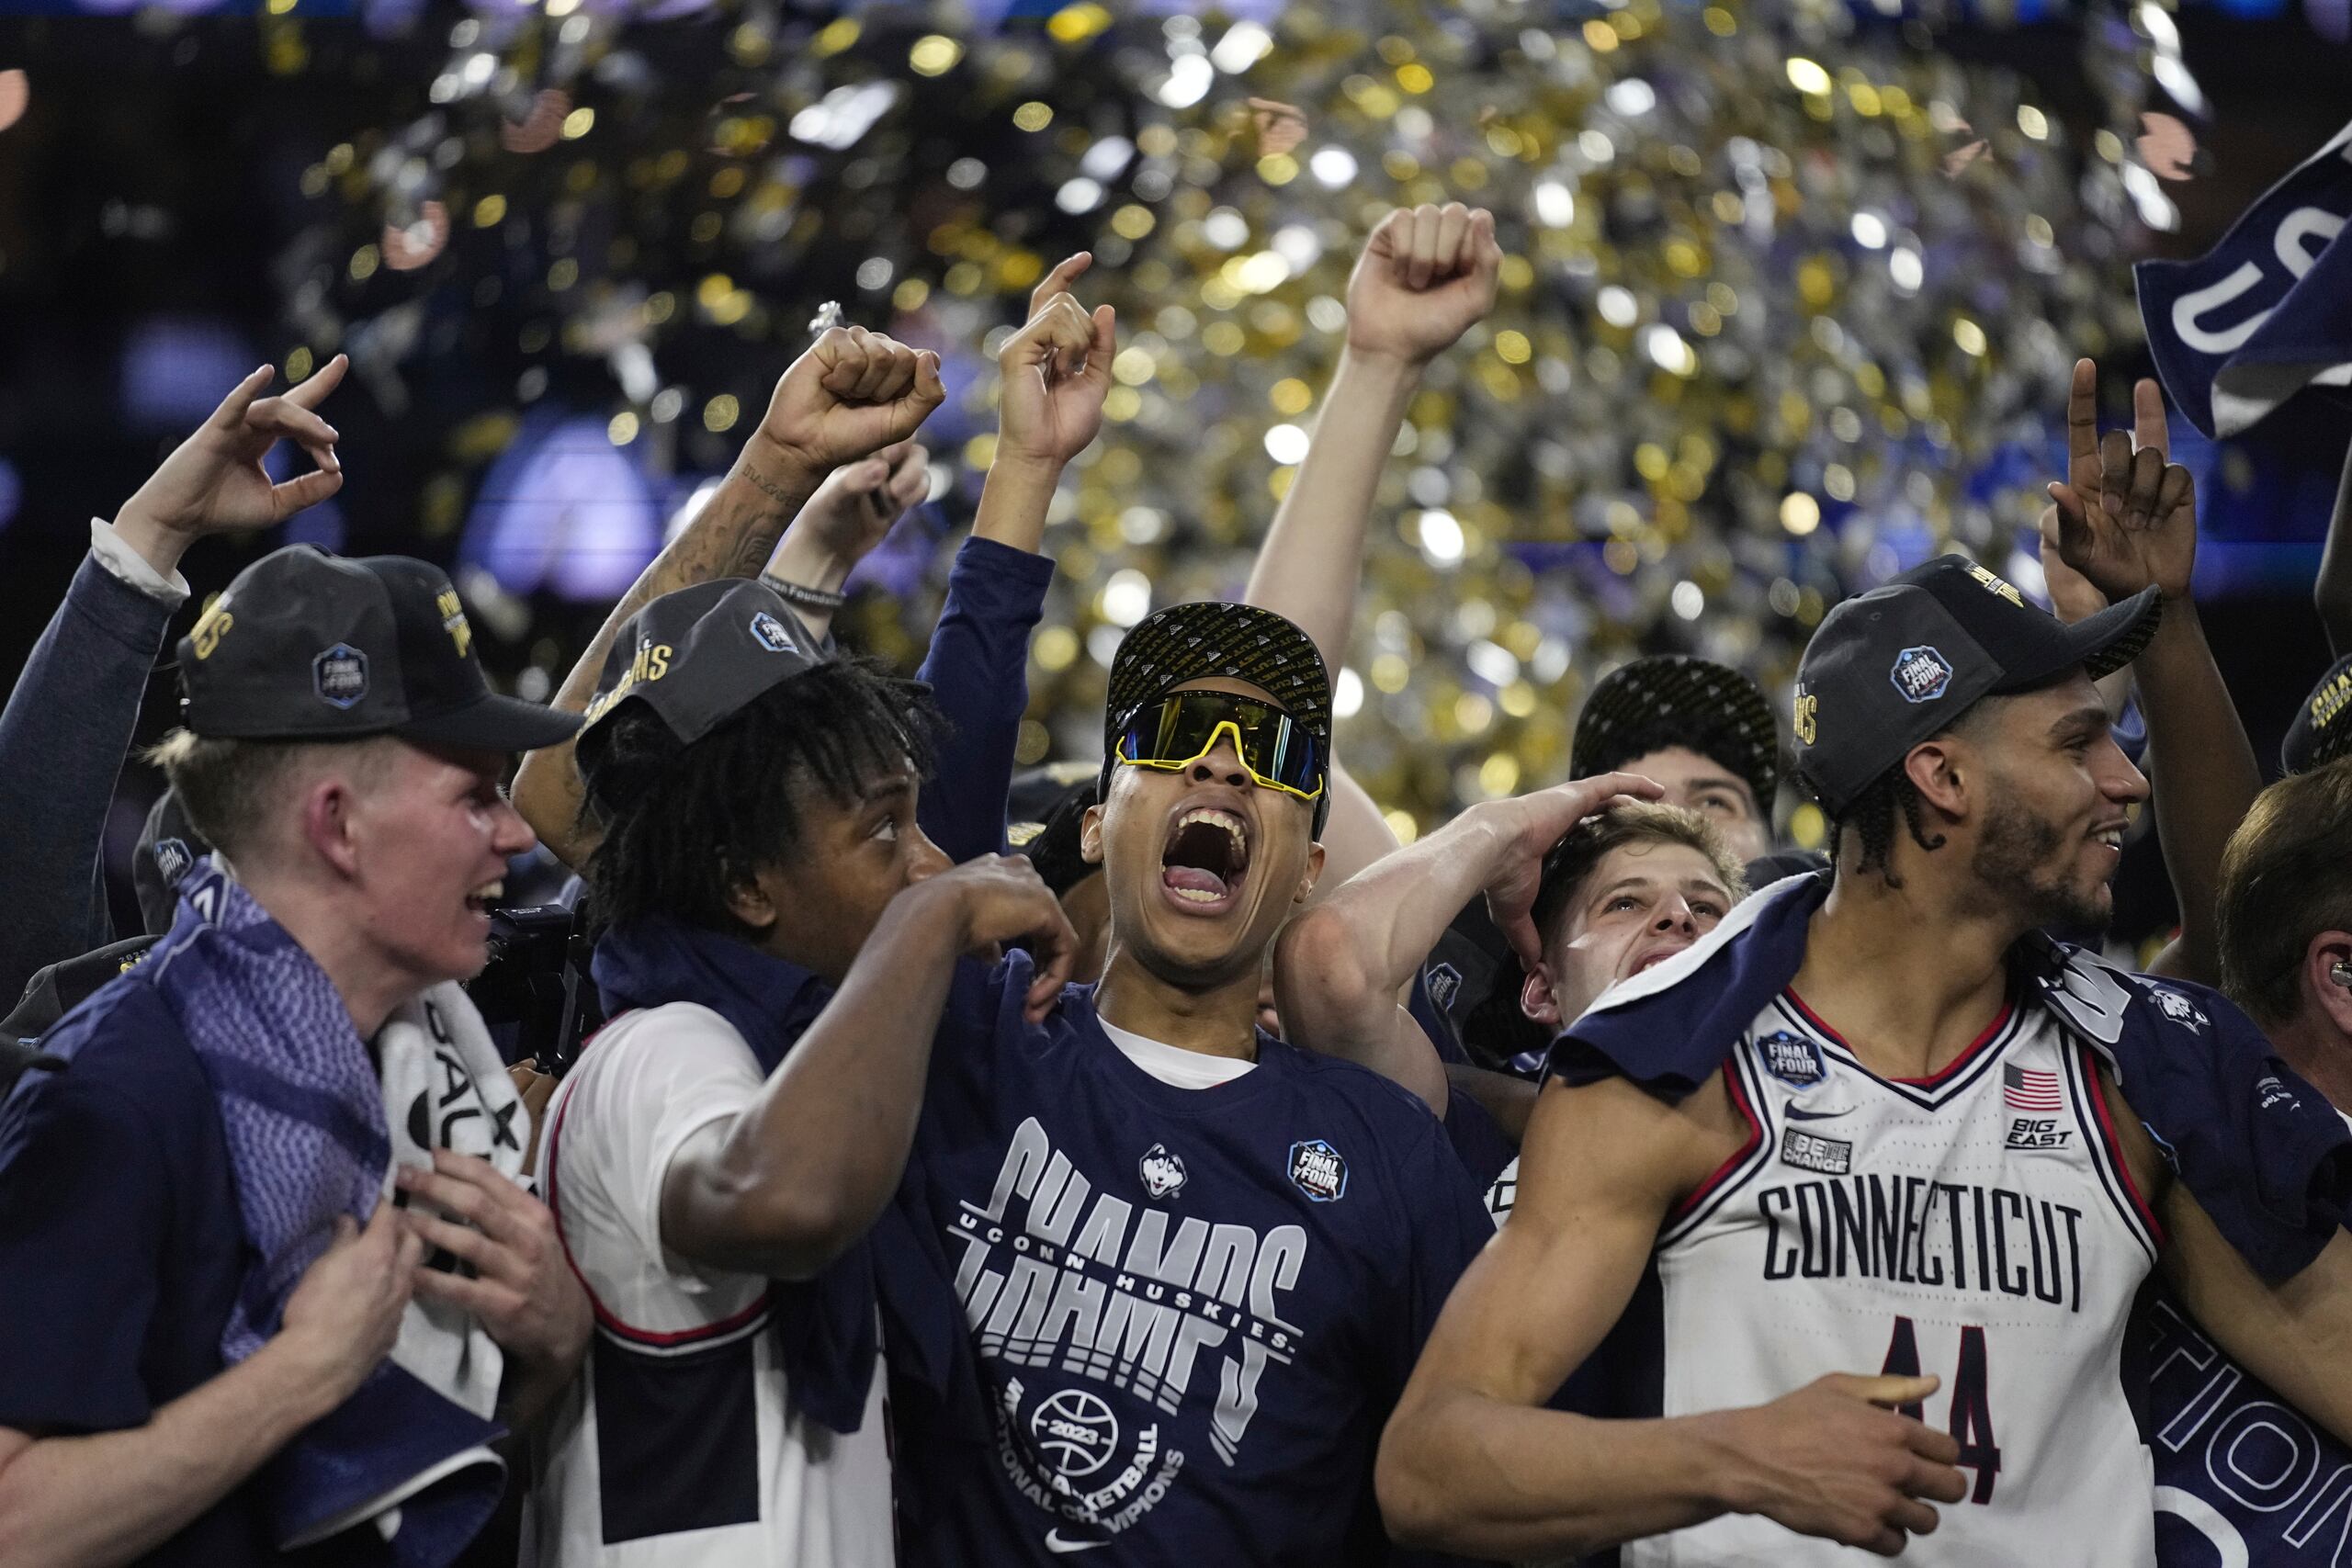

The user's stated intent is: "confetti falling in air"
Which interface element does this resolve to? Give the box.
[284,2,2157,838]
[1247,98,1307,158]
[2137,111,2199,181]
[380,200,448,272]
[500,89,571,155]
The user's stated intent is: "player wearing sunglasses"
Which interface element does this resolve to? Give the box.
[886,601,1494,1565]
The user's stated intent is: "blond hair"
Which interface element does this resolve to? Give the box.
[145,728,399,863]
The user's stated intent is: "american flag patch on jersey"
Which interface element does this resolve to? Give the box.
[2004,1065,2063,1112]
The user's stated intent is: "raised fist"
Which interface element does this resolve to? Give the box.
[1345,203,1503,367]
[754,326,945,473]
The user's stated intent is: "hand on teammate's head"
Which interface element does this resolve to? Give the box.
[1476,773,1666,970]
[1345,200,1503,367]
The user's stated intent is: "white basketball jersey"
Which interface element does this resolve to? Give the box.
[1624,990,2162,1566]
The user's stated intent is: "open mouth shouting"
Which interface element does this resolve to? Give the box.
[464,877,504,924]
[1160,805,1251,916]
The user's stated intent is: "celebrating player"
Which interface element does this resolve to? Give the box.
[1278,790,1748,1208]
[1378,522,2352,1559]
[888,601,1494,1563]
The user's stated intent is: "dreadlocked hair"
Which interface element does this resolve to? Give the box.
[582,656,943,938]
[1829,762,1948,888]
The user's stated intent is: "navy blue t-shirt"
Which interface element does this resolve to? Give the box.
[0,978,378,1566]
[2140,1285,2352,1564]
[892,955,1493,1565]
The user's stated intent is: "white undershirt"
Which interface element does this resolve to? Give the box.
[1097,1015,1258,1089]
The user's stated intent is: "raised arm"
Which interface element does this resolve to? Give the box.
[2051,358,2258,984]
[1276,773,1660,1114]
[2313,442,2352,657]
[658,856,1075,1280]
[1242,202,1499,892]
[908,256,1112,861]
[512,328,944,866]
[1377,1075,1963,1559]
[0,358,345,998]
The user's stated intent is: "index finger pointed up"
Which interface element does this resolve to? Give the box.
[2132,377,2171,463]
[210,365,278,433]
[1029,252,1093,319]
[1084,302,1116,382]
[282,353,349,412]
[2065,357,2100,489]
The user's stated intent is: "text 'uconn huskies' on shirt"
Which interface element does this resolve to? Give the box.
[951,1116,1308,1458]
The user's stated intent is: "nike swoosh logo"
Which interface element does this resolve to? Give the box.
[1046,1530,1107,1554]
[1784,1105,1853,1122]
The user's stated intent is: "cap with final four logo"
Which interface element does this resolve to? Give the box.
[572,579,835,807]
[1792,553,2163,817]
[176,545,581,751]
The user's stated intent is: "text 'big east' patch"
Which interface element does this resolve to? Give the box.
[1288,1139,1347,1202]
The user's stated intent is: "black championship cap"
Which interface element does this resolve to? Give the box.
[1572,654,1780,814]
[1010,767,1103,897]
[1101,602,1334,831]
[134,787,211,938]
[176,546,580,752]
[2283,653,2352,774]
[1792,554,2161,817]
[573,580,831,807]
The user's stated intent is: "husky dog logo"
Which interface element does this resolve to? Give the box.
[2147,987,2210,1032]
[1137,1143,1186,1201]
[1889,646,1953,705]
[750,611,795,653]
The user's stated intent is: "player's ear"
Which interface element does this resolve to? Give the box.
[1079,803,1106,866]
[1520,963,1563,1027]
[1904,738,1969,823]
[2303,931,2352,1038]
[1294,840,1325,907]
[724,862,779,931]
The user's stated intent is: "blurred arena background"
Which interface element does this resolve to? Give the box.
[0,0,2346,951]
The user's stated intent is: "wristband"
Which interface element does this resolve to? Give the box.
[760,573,848,612]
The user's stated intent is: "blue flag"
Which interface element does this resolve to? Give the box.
[2136,120,2352,438]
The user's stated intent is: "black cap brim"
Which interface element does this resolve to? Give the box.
[1989,584,2163,694]
[395,693,584,754]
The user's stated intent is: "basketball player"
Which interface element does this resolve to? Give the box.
[1277,793,1747,1212]
[887,600,1494,1564]
[1376,547,2352,1561]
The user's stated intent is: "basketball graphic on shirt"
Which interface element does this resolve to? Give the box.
[1030,1389,1119,1481]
